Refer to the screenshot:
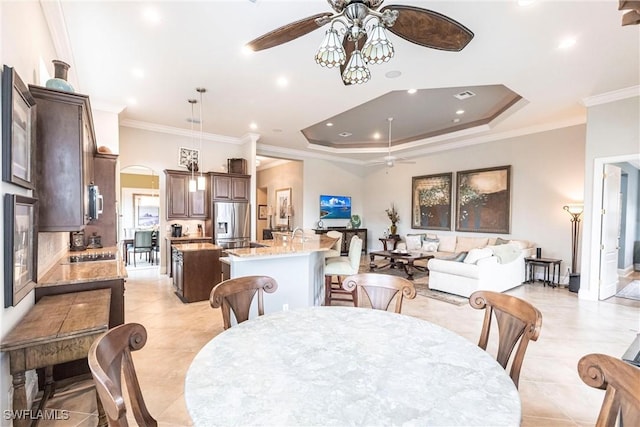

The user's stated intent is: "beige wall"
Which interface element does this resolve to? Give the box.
[257,161,304,231]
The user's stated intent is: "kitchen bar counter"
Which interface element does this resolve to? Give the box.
[38,246,127,287]
[172,242,221,252]
[226,235,337,258]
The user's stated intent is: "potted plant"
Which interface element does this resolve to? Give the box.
[350,214,361,229]
[385,204,399,235]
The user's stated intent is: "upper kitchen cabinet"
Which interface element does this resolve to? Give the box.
[165,170,209,219]
[211,173,250,202]
[29,85,96,231]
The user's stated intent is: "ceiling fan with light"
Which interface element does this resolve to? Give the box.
[370,117,416,169]
[246,0,473,85]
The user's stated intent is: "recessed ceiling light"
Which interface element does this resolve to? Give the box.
[558,37,577,49]
[517,0,535,6]
[407,88,417,94]
[142,7,161,24]
[385,70,402,79]
[276,76,288,87]
[127,97,137,105]
[456,109,465,115]
[249,122,258,130]
[242,45,254,55]
[131,68,145,79]
[452,118,461,123]
[326,122,334,127]
[372,132,381,140]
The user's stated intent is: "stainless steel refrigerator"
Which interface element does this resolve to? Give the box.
[214,202,250,249]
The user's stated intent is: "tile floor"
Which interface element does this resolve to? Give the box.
[37,267,640,426]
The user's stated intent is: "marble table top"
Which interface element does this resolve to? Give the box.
[185,307,521,426]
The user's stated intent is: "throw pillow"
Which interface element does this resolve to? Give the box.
[405,234,423,251]
[422,238,439,252]
[491,243,521,264]
[452,251,468,262]
[438,235,457,253]
[463,247,494,264]
[509,239,530,250]
[495,237,510,246]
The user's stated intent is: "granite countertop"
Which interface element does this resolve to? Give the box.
[165,235,211,241]
[38,246,127,287]
[226,235,338,258]
[172,243,222,252]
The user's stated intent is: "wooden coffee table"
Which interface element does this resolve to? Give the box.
[369,250,434,280]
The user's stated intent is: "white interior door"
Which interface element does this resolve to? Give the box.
[599,164,621,300]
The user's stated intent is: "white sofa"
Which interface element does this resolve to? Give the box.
[428,244,527,298]
[394,233,535,298]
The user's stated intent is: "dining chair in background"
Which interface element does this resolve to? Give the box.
[468,290,542,388]
[324,235,362,307]
[577,353,640,427]
[210,275,278,330]
[342,273,416,313]
[88,323,157,427]
[323,230,343,259]
[129,230,153,266]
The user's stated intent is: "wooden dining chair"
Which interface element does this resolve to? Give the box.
[577,353,640,427]
[342,273,416,313]
[468,290,542,388]
[88,323,157,427]
[210,276,278,330]
[130,230,153,266]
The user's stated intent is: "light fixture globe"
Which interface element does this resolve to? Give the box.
[362,23,394,64]
[315,27,346,67]
[342,49,371,84]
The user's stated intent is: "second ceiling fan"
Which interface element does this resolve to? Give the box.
[370,117,416,169]
[246,0,474,85]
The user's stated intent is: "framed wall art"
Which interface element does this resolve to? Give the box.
[412,173,453,230]
[178,146,199,169]
[2,65,36,189]
[455,165,511,233]
[258,204,268,220]
[275,188,291,227]
[4,194,38,307]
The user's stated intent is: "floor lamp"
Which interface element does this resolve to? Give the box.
[563,204,584,293]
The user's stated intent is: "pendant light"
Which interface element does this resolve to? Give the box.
[196,88,207,191]
[188,99,197,193]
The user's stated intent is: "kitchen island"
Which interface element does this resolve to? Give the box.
[225,234,338,316]
[171,242,223,303]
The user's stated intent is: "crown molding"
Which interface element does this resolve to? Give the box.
[40,0,79,88]
[119,119,245,145]
[91,101,126,114]
[256,143,364,165]
[582,86,640,107]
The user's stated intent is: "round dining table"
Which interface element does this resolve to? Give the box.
[185,306,521,426]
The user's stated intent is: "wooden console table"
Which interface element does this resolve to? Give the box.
[0,289,110,427]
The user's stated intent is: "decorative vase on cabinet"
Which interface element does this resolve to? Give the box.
[45,60,74,93]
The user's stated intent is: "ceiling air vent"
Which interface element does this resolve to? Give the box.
[454,90,476,100]
[338,132,352,137]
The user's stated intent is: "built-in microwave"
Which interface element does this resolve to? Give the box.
[88,184,103,220]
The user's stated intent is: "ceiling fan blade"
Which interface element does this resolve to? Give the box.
[247,13,332,51]
[339,37,357,86]
[381,5,474,51]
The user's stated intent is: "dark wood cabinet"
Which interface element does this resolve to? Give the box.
[316,228,368,255]
[211,173,250,201]
[165,236,212,277]
[172,246,222,303]
[84,153,118,247]
[164,169,209,219]
[30,85,96,231]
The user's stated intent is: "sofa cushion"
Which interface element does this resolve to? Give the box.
[422,238,439,252]
[509,239,531,250]
[452,251,468,262]
[455,237,489,253]
[495,237,510,245]
[438,235,457,252]
[463,247,494,264]
[406,234,423,251]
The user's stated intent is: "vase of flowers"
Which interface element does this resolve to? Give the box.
[385,204,399,235]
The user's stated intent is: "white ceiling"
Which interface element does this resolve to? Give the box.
[51,0,639,165]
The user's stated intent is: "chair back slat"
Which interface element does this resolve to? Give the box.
[210,276,278,330]
[578,353,640,427]
[342,273,416,313]
[469,290,542,388]
[88,323,157,427]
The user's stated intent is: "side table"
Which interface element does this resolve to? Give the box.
[525,257,561,288]
[379,235,401,251]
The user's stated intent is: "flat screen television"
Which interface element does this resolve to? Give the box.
[320,195,352,219]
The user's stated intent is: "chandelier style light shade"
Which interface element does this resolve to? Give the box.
[196,87,207,191]
[342,47,371,85]
[361,22,394,64]
[563,203,584,293]
[315,27,347,67]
